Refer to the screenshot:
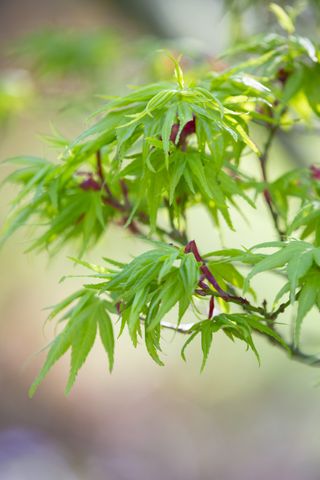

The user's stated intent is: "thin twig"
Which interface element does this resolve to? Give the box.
[95,150,189,246]
[259,124,286,240]
[158,317,320,368]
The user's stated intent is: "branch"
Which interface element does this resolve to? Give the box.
[160,320,195,334]
[157,272,320,369]
[259,124,286,240]
[95,150,189,246]
[158,317,320,368]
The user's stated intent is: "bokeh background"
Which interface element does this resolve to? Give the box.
[1,1,320,479]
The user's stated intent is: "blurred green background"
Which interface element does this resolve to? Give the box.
[0,0,320,479]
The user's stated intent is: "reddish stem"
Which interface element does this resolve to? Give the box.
[208,296,215,319]
[185,239,249,306]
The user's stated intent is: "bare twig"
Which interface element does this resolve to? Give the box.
[259,124,286,240]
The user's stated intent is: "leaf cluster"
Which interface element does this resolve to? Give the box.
[29,289,115,397]
[247,241,320,342]
[12,29,122,79]
[29,241,289,394]
[1,156,119,255]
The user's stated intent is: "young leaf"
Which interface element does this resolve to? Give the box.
[295,273,319,345]
[98,302,115,372]
[29,320,75,397]
[269,3,295,34]
[200,322,214,372]
[65,307,97,394]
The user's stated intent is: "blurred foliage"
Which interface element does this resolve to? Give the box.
[11,29,123,80]
[0,29,212,122]
[0,70,34,126]
[1,0,320,124]
[225,0,320,44]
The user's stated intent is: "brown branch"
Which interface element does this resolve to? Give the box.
[94,150,189,246]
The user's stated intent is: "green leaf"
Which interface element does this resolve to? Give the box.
[47,289,86,321]
[295,274,319,345]
[287,250,313,303]
[281,67,303,104]
[98,302,115,372]
[158,250,179,283]
[269,3,295,34]
[179,253,200,297]
[200,322,214,371]
[244,242,310,292]
[187,155,213,198]
[313,248,320,267]
[274,281,290,304]
[246,316,290,352]
[168,154,187,204]
[29,291,113,396]
[148,272,184,330]
[304,64,320,116]
[29,320,75,397]
[128,287,149,345]
[161,105,177,165]
[166,52,185,89]
[233,122,260,155]
[181,331,198,362]
[297,36,318,63]
[145,323,164,366]
[65,306,97,394]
